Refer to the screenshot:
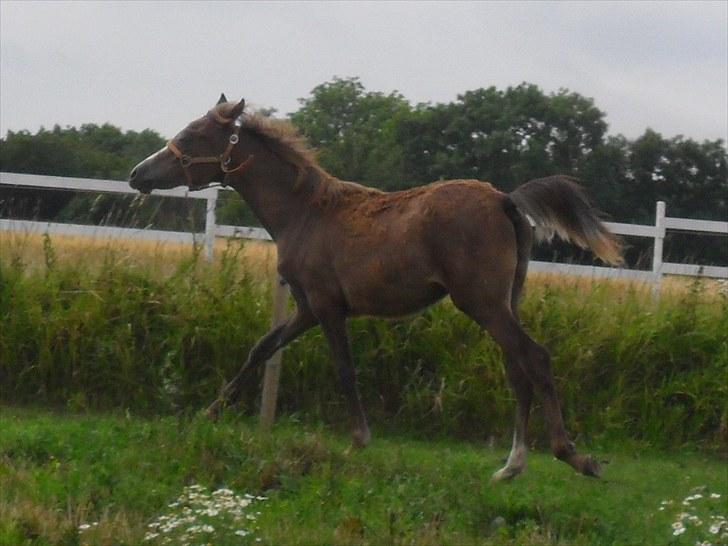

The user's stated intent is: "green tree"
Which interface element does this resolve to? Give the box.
[625,129,727,223]
[0,124,165,180]
[0,124,169,225]
[290,77,412,187]
[396,83,607,192]
[576,135,631,219]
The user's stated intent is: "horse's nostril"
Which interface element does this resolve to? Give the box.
[129,167,138,181]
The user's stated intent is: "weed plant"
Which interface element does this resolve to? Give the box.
[1,235,726,449]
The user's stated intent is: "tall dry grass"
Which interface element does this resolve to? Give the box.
[0,231,277,278]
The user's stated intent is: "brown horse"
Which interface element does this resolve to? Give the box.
[129,94,623,481]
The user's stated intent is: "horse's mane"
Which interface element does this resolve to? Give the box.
[210,102,381,206]
[246,115,319,175]
[214,103,372,206]
[215,103,316,174]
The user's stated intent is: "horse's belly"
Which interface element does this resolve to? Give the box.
[340,265,447,317]
[347,285,447,317]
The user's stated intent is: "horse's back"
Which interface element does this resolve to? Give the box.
[314,179,519,317]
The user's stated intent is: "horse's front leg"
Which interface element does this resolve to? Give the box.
[206,307,318,421]
[319,313,371,448]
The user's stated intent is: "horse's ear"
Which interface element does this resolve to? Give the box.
[229,98,246,119]
[217,93,228,105]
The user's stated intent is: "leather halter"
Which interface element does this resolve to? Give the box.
[166,111,254,190]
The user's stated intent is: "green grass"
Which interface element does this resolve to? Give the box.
[0,408,726,546]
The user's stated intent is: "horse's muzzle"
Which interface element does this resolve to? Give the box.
[128,172,151,194]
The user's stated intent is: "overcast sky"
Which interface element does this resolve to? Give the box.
[1,0,726,142]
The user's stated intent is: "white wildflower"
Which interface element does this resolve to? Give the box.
[214,488,233,496]
[144,484,267,543]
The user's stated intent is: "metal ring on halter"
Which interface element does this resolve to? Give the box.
[180,155,192,168]
[229,134,239,145]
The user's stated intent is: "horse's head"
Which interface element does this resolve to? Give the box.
[129,94,248,193]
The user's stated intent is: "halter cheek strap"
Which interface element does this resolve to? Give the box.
[166,114,254,190]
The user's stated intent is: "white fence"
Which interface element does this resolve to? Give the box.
[1,171,727,285]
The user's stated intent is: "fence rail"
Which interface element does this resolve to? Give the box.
[1,171,726,284]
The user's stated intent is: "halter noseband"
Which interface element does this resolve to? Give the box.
[166,111,254,190]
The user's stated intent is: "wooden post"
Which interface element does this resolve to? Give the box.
[259,276,289,431]
[652,201,666,296]
[203,189,217,261]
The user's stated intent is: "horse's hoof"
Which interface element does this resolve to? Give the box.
[491,465,523,483]
[580,455,602,478]
[351,428,371,449]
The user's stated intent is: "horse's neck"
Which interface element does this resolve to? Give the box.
[226,144,331,240]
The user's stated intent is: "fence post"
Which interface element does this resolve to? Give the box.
[652,200,666,294]
[204,188,218,261]
[260,276,290,431]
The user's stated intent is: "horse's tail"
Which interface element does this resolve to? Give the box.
[502,196,533,315]
[508,175,624,266]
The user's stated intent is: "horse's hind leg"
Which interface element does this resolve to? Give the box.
[491,358,532,481]
[490,228,534,481]
[483,310,601,478]
[451,277,599,478]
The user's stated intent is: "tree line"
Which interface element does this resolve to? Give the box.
[1,77,726,265]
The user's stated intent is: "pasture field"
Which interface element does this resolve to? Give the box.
[1,231,727,545]
[0,408,727,546]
